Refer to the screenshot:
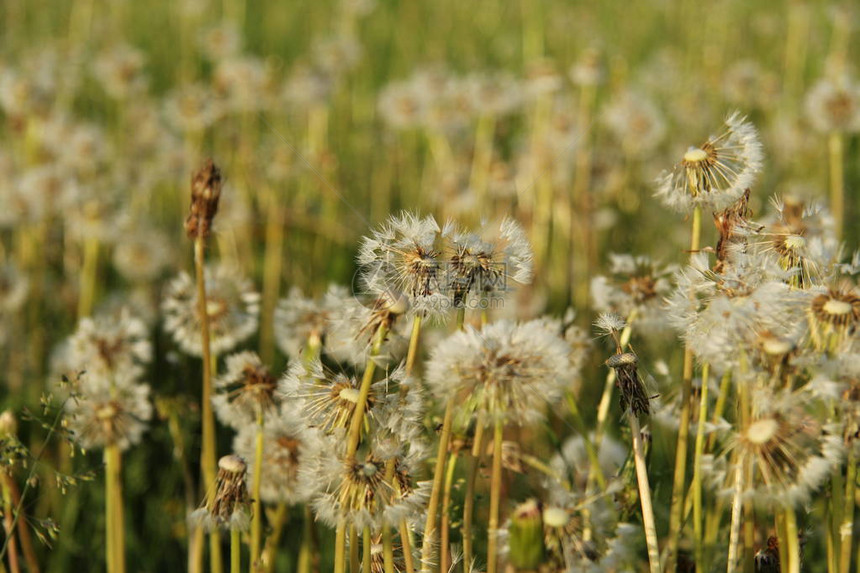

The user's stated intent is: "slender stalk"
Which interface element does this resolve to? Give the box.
[345,324,388,463]
[350,526,360,573]
[194,237,223,573]
[405,316,423,376]
[419,401,454,572]
[726,457,744,573]
[382,524,396,573]
[105,443,126,573]
[77,237,99,318]
[628,414,661,573]
[707,371,733,453]
[785,508,800,573]
[259,187,285,365]
[335,325,388,573]
[298,505,318,573]
[230,529,240,573]
[461,420,484,569]
[486,419,504,573]
[262,503,288,573]
[2,476,19,573]
[439,453,458,572]
[828,132,844,241]
[399,520,415,573]
[250,409,265,568]
[363,527,372,573]
[4,478,38,573]
[666,205,702,570]
[692,362,711,567]
[334,522,347,573]
[840,449,857,573]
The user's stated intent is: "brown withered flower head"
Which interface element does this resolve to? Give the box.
[185,159,223,240]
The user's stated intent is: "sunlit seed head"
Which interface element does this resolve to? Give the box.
[683,147,709,163]
[542,506,570,528]
[746,418,779,445]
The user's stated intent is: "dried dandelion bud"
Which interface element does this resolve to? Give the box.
[0,410,18,437]
[508,499,546,569]
[754,536,780,573]
[185,159,223,240]
[606,352,651,418]
[191,454,251,532]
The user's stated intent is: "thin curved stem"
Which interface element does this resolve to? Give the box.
[486,419,504,573]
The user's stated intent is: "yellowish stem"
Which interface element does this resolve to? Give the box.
[486,419,504,573]
[629,414,661,573]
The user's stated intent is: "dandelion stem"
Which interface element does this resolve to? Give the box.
[298,505,318,573]
[194,236,223,573]
[727,457,744,573]
[839,450,857,573]
[230,529,240,573]
[334,521,347,573]
[419,400,454,572]
[399,520,416,573]
[77,236,99,319]
[439,451,458,572]
[259,186,285,365]
[486,419,504,573]
[350,526,360,573]
[105,443,126,573]
[666,206,702,570]
[828,132,844,241]
[363,527,372,573]
[462,416,484,570]
[2,475,19,573]
[405,315,423,376]
[629,414,661,573]
[261,503,288,573]
[382,523,396,573]
[785,508,800,573]
[250,408,265,568]
[345,323,388,463]
[692,362,711,567]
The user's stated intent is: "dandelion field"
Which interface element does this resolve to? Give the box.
[0,1,859,572]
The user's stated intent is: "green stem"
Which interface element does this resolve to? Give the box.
[251,409,265,568]
[629,414,661,573]
[334,521,347,573]
[486,419,504,573]
[665,206,702,570]
[77,237,99,318]
[439,452,458,572]
[230,529,240,573]
[419,401,454,572]
[828,132,844,241]
[262,503,288,573]
[349,526,360,573]
[363,527,372,573]
[345,325,388,463]
[840,449,857,573]
[726,456,744,573]
[785,508,800,573]
[692,362,711,567]
[462,420,484,570]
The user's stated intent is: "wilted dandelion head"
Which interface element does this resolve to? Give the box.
[162,264,260,357]
[233,407,323,505]
[191,454,251,532]
[213,351,278,429]
[425,319,570,426]
[185,159,222,240]
[655,111,763,213]
[65,373,153,451]
[804,76,860,134]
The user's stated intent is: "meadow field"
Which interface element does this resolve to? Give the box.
[0,0,858,571]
